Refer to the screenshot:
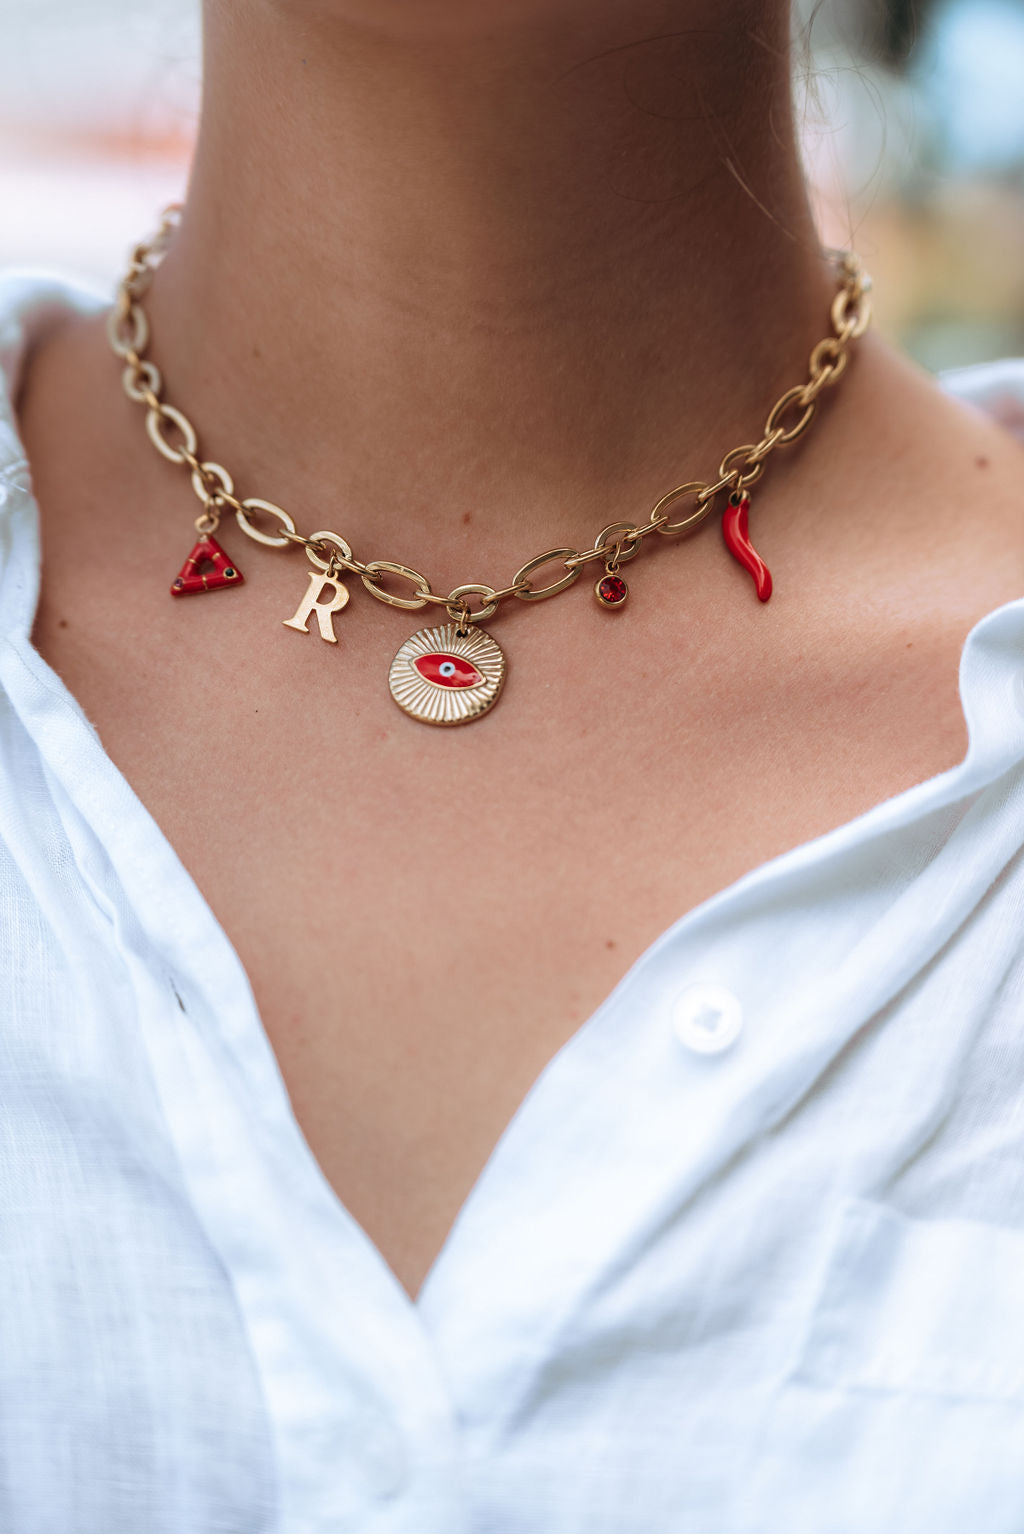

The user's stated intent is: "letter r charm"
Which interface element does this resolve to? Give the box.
[282,571,350,643]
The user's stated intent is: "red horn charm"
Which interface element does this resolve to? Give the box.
[722,493,772,602]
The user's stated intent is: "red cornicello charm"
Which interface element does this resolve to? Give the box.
[171,535,244,596]
[722,493,772,602]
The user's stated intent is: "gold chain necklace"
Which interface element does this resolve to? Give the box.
[108,204,872,726]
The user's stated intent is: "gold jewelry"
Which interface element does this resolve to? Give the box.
[107,204,872,727]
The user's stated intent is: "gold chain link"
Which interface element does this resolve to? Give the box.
[110,205,872,623]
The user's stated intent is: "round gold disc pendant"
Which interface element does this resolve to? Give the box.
[388,623,506,726]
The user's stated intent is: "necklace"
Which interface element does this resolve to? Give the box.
[108,205,872,727]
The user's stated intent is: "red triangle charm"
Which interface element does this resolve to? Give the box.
[170,535,244,596]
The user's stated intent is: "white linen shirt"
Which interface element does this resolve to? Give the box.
[1,271,1023,1534]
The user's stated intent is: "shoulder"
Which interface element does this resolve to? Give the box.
[819,335,1024,623]
[939,357,1024,444]
[0,270,110,510]
[0,269,107,429]
[0,273,109,647]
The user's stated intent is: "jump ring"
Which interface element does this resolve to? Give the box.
[194,508,220,536]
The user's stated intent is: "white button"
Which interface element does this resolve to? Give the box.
[672,982,743,1054]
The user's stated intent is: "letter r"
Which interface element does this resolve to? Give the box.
[282,571,350,643]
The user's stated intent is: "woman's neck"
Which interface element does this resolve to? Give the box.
[147,0,830,566]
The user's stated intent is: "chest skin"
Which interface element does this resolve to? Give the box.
[18,313,1024,1296]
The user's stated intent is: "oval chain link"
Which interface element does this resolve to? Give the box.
[511,548,581,601]
[360,560,433,610]
[190,460,234,507]
[145,403,197,464]
[304,529,355,571]
[122,358,162,404]
[650,480,716,537]
[111,209,871,624]
[763,386,817,446]
[236,497,298,548]
[446,583,499,623]
[107,302,148,359]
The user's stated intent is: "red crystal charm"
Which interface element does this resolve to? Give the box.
[171,535,244,596]
[595,573,628,608]
[722,494,772,602]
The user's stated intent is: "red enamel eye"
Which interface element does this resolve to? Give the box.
[414,652,484,688]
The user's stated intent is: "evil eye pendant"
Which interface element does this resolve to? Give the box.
[388,623,506,725]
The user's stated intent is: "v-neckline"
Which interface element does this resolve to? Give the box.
[6,588,1022,1322]
[2,274,1023,1330]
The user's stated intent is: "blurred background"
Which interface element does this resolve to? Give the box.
[0,0,1022,371]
